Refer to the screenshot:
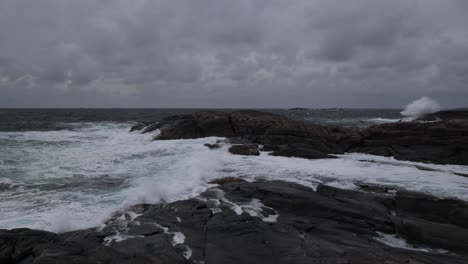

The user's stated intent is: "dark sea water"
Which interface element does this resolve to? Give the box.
[1,108,467,233]
[0,108,402,132]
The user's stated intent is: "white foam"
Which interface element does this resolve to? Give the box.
[155,222,187,248]
[103,231,143,246]
[1,122,468,233]
[0,122,226,232]
[325,180,359,190]
[171,232,186,245]
[151,129,161,140]
[217,152,468,200]
[218,193,280,222]
[239,199,265,217]
[125,211,142,221]
[262,214,279,223]
[183,246,193,259]
[366,118,401,124]
[374,232,430,252]
[154,222,192,259]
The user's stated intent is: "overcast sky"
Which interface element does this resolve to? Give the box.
[1,0,467,108]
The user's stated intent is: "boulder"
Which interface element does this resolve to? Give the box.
[228,144,260,156]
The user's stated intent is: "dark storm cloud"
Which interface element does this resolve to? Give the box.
[0,0,467,108]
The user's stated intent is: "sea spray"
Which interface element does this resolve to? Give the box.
[401,97,442,120]
[2,121,468,233]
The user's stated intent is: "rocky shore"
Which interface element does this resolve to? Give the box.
[2,109,468,263]
[2,180,468,263]
[133,109,468,165]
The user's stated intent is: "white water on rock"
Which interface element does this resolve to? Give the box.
[1,122,467,232]
[401,97,442,120]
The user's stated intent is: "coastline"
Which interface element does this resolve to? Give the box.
[2,109,468,263]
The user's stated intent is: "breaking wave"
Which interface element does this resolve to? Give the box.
[401,97,442,120]
[1,122,467,232]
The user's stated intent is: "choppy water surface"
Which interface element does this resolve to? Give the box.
[1,109,467,232]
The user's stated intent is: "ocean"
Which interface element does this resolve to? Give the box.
[1,108,468,233]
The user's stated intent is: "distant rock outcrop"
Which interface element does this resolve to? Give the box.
[132,109,468,165]
[287,107,309,111]
[145,111,236,139]
[416,109,468,123]
[135,110,356,159]
[351,110,468,165]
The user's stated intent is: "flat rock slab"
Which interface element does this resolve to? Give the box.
[2,180,468,263]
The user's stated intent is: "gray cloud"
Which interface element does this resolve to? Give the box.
[0,0,467,108]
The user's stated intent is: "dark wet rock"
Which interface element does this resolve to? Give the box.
[227,137,253,145]
[414,165,439,172]
[129,123,144,132]
[394,218,468,254]
[316,184,394,218]
[257,135,335,153]
[145,111,235,139]
[204,139,227,149]
[129,121,153,132]
[357,184,398,195]
[208,177,247,185]
[141,123,161,134]
[228,144,260,156]
[416,109,468,123]
[454,172,468,177]
[127,224,164,237]
[203,143,222,149]
[3,181,468,263]
[259,144,280,151]
[136,109,468,165]
[107,234,187,263]
[229,110,332,140]
[140,110,354,160]
[350,120,468,165]
[394,190,468,229]
[205,199,221,208]
[270,147,337,159]
[0,228,167,264]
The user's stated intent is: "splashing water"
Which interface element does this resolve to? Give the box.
[401,97,442,120]
[1,122,468,233]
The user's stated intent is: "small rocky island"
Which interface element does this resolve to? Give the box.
[2,110,468,264]
[135,109,468,165]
